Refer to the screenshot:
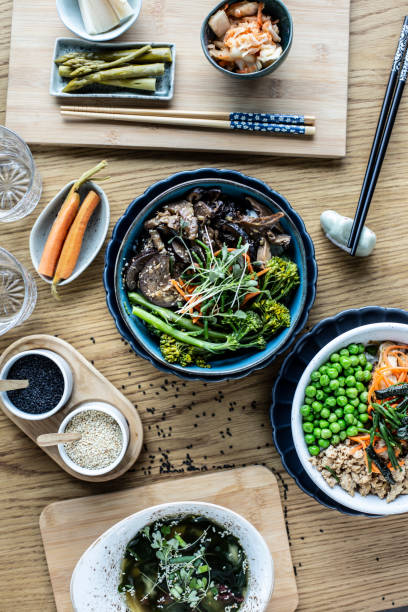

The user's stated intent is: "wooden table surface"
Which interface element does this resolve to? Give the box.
[1,1,408,611]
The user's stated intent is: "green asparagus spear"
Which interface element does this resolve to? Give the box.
[98,78,157,91]
[63,63,165,92]
[69,46,152,77]
[97,47,173,63]
[59,65,74,78]
[55,51,84,64]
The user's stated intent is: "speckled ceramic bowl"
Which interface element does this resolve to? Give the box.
[201,0,293,79]
[70,501,274,611]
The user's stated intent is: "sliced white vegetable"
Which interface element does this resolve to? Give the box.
[78,0,120,35]
[209,10,231,38]
[320,210,377,257]
[108,0,134,21]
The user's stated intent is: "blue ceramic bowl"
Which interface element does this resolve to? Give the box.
[112,175,309,378]
[201,0,293,79]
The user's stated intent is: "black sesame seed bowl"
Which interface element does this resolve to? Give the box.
[0,349,73,420]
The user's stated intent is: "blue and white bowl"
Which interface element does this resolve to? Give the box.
[108,170,315,379]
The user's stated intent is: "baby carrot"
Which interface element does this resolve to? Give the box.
[38,160,107,278]
[51,189,101,299]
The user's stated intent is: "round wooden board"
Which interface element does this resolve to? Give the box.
[0,334,143,482]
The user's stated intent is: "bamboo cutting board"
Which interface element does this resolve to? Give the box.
[6,0,350,158]
[40,466,298,611]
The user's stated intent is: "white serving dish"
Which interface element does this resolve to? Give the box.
[58,401,129,477]
[70,501,274,611]
[292,322,408,516]
[30,179,109,286]
[0,349,73,421]
[56,0,142,42]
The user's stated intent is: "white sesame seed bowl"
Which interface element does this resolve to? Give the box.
[70,501,274,611]
[58,401,129,477]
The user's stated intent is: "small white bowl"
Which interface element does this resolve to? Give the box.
[58,401,129,477]
[0,349,73,421]
[70,501,274,611]
[292,322,408,516]
[56,0,142,42]
[30,180,110,287]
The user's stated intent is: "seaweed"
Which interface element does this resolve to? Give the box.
[365,445,396,485]
[375,383,408,400]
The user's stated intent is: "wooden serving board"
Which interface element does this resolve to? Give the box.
[0,334,143,482]
[6,0,350,158]
[39,466,298,612]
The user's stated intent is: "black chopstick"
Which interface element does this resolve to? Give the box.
[347,16,408,256]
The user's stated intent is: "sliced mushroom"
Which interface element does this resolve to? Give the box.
[245,196,272,218]
[149,229,166,252]
[171,238,190,264]
[236,211,285,235]
[256,239,272,265]
[144,201,198,240]
[125,250,157,291]
[138,252,179,307]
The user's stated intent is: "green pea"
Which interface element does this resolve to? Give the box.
[309,445,320,456]
[345,387,358,399]
[343,367,355,377]
[350,398,360,407]
[339,430,347,441]
[321,428,332,439]
[363,370,372,382]
[365,362,373,372]
[339,348,349,357]
[303,422,314,433]
[344,405,355,415]
[313,427,322,439]
[348,344,359,355]
[305,385,317,398]
[330,422,341,434]
[360,391,368,403]
[331,434,341,445]
[337,419,346,430]
[344,413,355,425]
[325,396,337,408]
[358,403,368,414]
[322,386,331,394]
[346,425,359,437]
[301,405,311,417]
[329,379,340,391]
[330,352,340,363]
[315,390,325,401]
[304,415,314,422]
[319,420,329,429]
[334,408,344,418]
[328,413,338,423]
[338,376,346,386]
[358,354,367,366]
[356,420,363,429]
[356,382,365,392]
[319,439,330,449]
[352,417,359,426]
[355,370,364,382]
[335,387,346,397]
[310,370,321,382]
[359,413,370,424]
[305,433,315,444]
[340,356,351,369]
[312,401,323,413]
[332,362,342,373]
[319,365,329,374]
[319,374,330,387]
[313,419,320,427]
[357,344,365,354]
[336,396,348,407]
[345,375,356,387]
[350,355,360,367]
[304,397,313,405]
[320,407,330,419]
[327,367,339,380]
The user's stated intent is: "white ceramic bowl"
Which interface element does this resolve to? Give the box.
[292,322,408,516]
[56,0,142,42]
[0,349,73,421]
[30,180,110,287]
[71,501,273,611]
[58,401,129,476]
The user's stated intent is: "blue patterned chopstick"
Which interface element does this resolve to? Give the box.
[230,120,315,135]
[230,112,314,126]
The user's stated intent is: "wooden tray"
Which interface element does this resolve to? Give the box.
[39,466,298,612]
[6,0,350,158]
[0,334,143,482]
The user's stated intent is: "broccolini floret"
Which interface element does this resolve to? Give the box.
[159,334,210,368]
[262,257,300,301]
[253,298,291,338]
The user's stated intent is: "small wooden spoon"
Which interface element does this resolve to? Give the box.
[37,433,82,447]
[0,379,29,392]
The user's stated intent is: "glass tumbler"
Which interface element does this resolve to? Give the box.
[0,248,37,336]
[0,126,42,222]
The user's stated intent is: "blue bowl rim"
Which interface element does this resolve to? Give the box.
[103,167,318,381]
[270,305,408,516]
[113,177,308,377]
[200,0,294,79]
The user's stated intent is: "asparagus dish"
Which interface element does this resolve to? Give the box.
[122,187,300,369]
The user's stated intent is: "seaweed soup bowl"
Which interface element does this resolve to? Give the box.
[292,322,408,516]
[114,178,308,378]
[70,501,274,611]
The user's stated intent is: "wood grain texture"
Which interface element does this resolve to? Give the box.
[0,335,143,482]
[39,466,298,612]
[1,0,408,611]
[5,0,350,158]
